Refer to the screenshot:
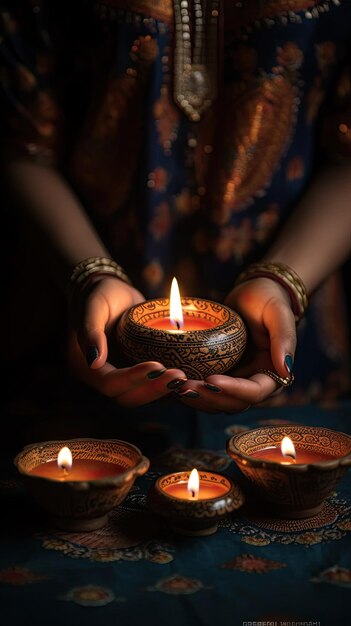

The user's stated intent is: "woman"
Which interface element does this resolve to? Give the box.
[1,0,351,416]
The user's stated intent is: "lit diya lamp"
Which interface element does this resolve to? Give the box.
[147,468,244,535]
[227,426,351,519]
[14,438,150,531]
[116,277,247,379]
[249,435,336,465]
[29,445,126,481]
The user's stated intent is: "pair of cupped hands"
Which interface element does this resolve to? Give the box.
[67,276,296,413]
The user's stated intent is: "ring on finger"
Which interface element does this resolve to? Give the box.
[257,368,294,387]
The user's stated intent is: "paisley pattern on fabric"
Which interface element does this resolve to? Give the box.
[147,574,207,594]
[222,553,287,573]
[221,495,351,546]
[0,566,48,585]
[60,585,125,606]
[311,565,351,588]
[204,74,300,221]
[41,496,175,563]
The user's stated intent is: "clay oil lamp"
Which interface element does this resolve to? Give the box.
[147,468,244,535]
[14,438,150,531]
[116,278,247,379]
[227,425,351,519]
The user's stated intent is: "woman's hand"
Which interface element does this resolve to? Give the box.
[173,278,296,413]
[67,277,187,407]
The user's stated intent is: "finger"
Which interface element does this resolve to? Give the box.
[207,372,278,400]
[111,367,188,408]
[80,359,188,406]
[77,284,144,369]
[69,328,189,403]
[169,377,249,413]
[175,391,249,414]
[263,299,297,379]
[82,360,185,399]
[77,293,110,368]
[194,372,280,412]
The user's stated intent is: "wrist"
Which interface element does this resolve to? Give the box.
[68,256,133,305]
[234,261,308,323]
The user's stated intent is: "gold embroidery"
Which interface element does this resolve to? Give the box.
[70,36,158,217]
[203,75,299,223]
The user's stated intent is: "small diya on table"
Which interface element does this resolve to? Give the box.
[14,438,150,531]
[147,468,244,535]
[227,425,351,519]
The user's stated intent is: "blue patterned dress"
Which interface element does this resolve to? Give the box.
[1,0,351,403]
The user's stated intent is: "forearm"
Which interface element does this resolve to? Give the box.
[4,160,110,290]
[264,164,351,294]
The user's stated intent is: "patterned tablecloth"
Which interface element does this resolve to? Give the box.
[1,401,350,626]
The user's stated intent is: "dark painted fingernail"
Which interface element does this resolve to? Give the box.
[167,378,187,390]
[147,368,166,380]
[175,389,200,399]
[284,354,294,375]
[86,345,99,367]
[205,383,222,393]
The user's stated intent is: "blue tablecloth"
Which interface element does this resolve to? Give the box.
[1,401,350,626]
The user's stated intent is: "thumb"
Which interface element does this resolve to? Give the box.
[263,298,297,379]
[77,295,110,369]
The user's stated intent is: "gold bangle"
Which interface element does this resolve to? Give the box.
[68,256,132,301]
[234,262,308,322]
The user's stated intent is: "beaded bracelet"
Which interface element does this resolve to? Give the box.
[234,262,308,323]
[68,256,132,302]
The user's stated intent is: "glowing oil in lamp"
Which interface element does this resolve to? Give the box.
[147,467,244,535]
[251,436,335,464]
[161,468,231,500]
[30,446,125,481]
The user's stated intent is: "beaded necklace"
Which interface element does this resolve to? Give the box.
[173,0,220,122]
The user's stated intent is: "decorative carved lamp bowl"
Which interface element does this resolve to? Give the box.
[14,438,150,531]
[227,426,351,519]
[147,470,244,535]
[116,297,247,379]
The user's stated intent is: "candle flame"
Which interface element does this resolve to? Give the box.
[57,446,72,473]
[187,468,199,499]
[281,436,296,460]
[170,277,183,330]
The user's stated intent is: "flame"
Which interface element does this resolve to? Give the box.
[57,446,72,473]
[281,436,296,460]
[187,468,199,499]
[170,277,184,330]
